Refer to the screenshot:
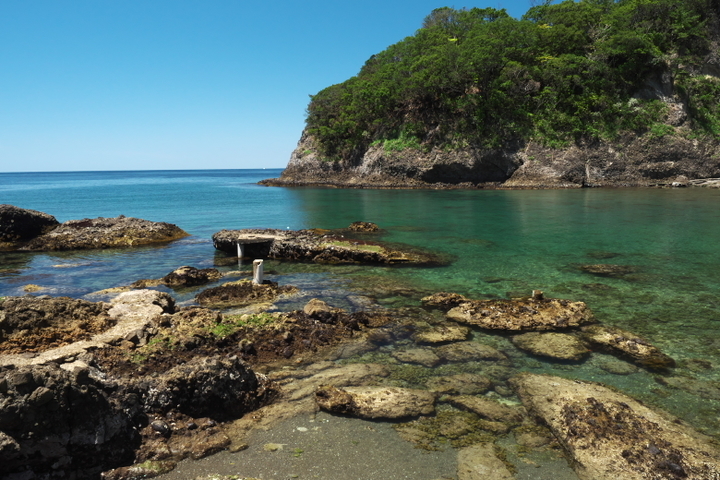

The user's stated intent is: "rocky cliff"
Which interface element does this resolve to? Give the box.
[263,127,720,189]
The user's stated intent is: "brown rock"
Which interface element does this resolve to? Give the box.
[446,395,523,424]
[457,443,515,480]
[315,385,435,419]
[195,279,298,308]
[392,348,441,367]
[436,341,507,363]
[0,204,59,249]
[581,324,675,369]
[425,373,492,395]
[511,332,590,361]
[161,266,222,287]
[412,323,470,343]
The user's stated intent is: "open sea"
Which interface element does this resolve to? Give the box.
[2,168,720,477]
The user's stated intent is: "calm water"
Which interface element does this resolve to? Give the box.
[2,169,720,452]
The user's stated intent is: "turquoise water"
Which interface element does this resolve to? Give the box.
[2,170,720,440]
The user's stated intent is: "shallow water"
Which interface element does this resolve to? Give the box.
[2,170,720,476]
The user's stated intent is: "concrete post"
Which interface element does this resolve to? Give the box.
[237,242,244,259]
[253,259,264,285]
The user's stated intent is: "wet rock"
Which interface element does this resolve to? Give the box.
[420,292,470,311]
[0,295,113,354]
[392,348,441,367]
[195,279,298,309]
[457,443,514,480]
[438,293,595,331]
[19,215,189,251]
[212,228,446,265]
[425,373,492,395]
[347,221,380,232]
[161,266,222,288]
[0,363,139,479]
[412,323,470,343]
[515,429,553,448]
[0,204,59,250]
[579,263,639,279]
[102,460,177,480]
[581,324,675,369]
[511,332,590,361]
[436,341,507,363]
[663,376,720,401]
[511,373,720,480]
[315,385,435,419]
[597,357,639,375]
[303,298,343,318]
[445,395,523,424]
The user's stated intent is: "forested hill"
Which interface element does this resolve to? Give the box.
[266,0,720,188]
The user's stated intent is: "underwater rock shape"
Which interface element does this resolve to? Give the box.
[315,385,435,419]
[581,324,675,369]
[445,395,524,424]
[443,294,595,332]
[510,373,720,480]
[425,373,492,395]
[511,332,590,361]
[392,347,441,367]
[420,292,470,311]
[579,263,639,279]
[412,322,470,343]
[436,341,508,363]
[457,443,515,480]
[195,279,298,308]
[19,215,189,251]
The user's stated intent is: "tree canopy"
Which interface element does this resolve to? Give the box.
[305,0,720,162]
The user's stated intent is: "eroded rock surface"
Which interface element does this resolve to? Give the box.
[457,443,515,480]
[315,385,435,419]
[195,279,298,308]
[19,215,189,251]
[212,228,446,265]
[581,324,675,369]
[511,331,590,361]
[511,373,720,480]
[161,266,223,287]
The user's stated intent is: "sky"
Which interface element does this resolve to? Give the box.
[0,1,535,172]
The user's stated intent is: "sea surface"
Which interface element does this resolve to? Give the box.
[2,169,720,476]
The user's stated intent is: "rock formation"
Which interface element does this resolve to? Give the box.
[0,204,59,250]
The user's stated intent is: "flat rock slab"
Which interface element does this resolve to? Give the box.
[511,332,590,361]
[212,228,447,266]
[446,297,595,332]
[436,341,507,363]
[425,373,492,395]
[19,216,189,251]
[412,323,470,343]
[315,385,435,419]
[195,280,298,309]
[446,395,524,424]
[581,324,675,369]
[392,348,441,367]
[457,443,515,480]
[510,373,720,480]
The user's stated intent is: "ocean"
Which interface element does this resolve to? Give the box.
[2,169,720,475]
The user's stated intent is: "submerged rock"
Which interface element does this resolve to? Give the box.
[457,443,515,480]
[579,263,639,279]
[441,293,595,332]
[392,347,441,367]
[581,324,675,369]
[412,322,470,343]
[425,373,492,395]
[445,395,524,424]
[435,341,508,363]
[511,331,590,361]
[315,385,435,419]
[19,215,189,251]
[195,279,298,308]
[0,204,59,250]
[511,373,720,480]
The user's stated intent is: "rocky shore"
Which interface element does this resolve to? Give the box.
[0,205,189,251]
[260,131,720,189]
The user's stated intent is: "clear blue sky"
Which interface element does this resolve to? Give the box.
[0,1,534,172]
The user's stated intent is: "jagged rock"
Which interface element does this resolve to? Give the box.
[445,395,524,424]
[347,221,380,232]
[161,266,222,287]
[425,373,492,395]
[435,341,508,363]
[457,443,514,480]
[511,332,590,361]
[303,298,343,318]
[581,324,675,369]
[212,228,446,265]
[412,322,470,343]
[195,279,298,308]
[421,292,470,311]
[0,295,113,353]
[392,348,441,367]
[0,204,59,249]
[444,295,595,332]
[510,373,720,480]
[0,363,139,479]
[18,215,189,251]
[315,385,435,419]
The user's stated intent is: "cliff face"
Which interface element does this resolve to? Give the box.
[264,128,720,188]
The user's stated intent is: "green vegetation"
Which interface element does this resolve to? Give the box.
[209,312,276,338]
[305,0,719,162]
